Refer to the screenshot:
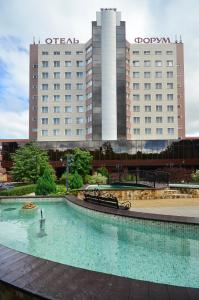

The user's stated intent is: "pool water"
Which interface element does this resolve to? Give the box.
[86,184,145,190]
[0,200,199,288]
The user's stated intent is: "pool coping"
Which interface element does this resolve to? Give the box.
[0,196,199,299]
[66,195,199,225]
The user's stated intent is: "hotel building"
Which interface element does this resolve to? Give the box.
[29,8,185,142]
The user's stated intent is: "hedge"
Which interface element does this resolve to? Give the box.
[0,184,36,196]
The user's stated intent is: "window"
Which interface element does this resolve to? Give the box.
[145,128,151,135]
[145,117,151,123]
[167,116,174,123]
[53,106,60,113]
[132,50,139,55]
[42,84,48,90]
[42,51,48,55]
[42,61,48,67]
[54,84,60,90]
[65,106,72,113]
[65,83,71,90]
[156,128,163,135]
[155,60,162,67]
[32,85,37,90]
[144,60,151,67]
[144,72,151,78]
[156,105,162,112]
[167,71,173,78]
[145,94,151,101]
[145,106,151,112]
[168,128,174,135]
[155,72,162,78]
[133,106,140,112]
[167,105,174,112]
[86,57,92,65]
[42,95,48,102]
[77,106,84,112]
[133,72,140,78]
[133,94,140,101]
[86,46,92,54]
[33,64,38,68]
[76,117,84,124]
[53,129,60,136]
[86,127,92,134]
[65,51,71,55]
[156,94,162,101]
[42,106,48,113]
[167,83,173,89]
[77,83,84,90]
[54,95,60,102]
[133,83,139,90]
[167,60,173,67]
[87,80,92,88]
[156,83,162,89]
[86,69,92,76]
[133,128,140,135]
[65,129,72,136]
[144,51,150,55]
[32,95,38,101]
[156,117,163,123]
[87,115,92,123]
[133,117,140,124]
[76,61,84,67]
[167,94,173,101]
[65,61,72,67]
[77,72,84,78]
[65,117,72,124]
[144,83,151,90]
[54,61,60,67]
[65,95,71,101]
[133,60,140,67]
[87,92,92,99]
[155,51,162,55]
[76,50,83,55]
[53,72,60,79]
[53,118,60,125]
[54,51,60,55]
[77,95,84,101]
[41,130,48,136]
[65,72,71,79]
[166,51,173,55]
[42,72,48,79]
[41,118,48,125]
[76,129,84,136]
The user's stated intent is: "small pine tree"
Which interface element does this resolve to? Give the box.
[68,172,83,190]
[35,167,56,195]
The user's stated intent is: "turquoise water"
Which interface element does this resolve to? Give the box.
[0,200,199,288]
[86,184,144,190]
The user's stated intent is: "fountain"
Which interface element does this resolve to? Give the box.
[38,209,47,237]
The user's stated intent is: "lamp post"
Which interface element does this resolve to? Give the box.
[60,154,73,192]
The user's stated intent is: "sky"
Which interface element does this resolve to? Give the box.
[0,0,199,138]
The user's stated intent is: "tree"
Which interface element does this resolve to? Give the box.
[70,148,93,180]
[35,167,56,195]
[11,142,52,183]
[68,172,83,190]
[96,166,109,178]
[192,170,199,183]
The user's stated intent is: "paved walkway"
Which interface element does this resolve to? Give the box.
[130,198,199,218]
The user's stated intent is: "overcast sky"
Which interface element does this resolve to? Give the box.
[0,0,199,138]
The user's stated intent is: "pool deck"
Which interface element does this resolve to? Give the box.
[1,196,199,299]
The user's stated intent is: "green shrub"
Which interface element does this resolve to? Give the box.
[0,184,36,196]
[192,170,199,183]
[35,167,56,195]
[122,174,136,182]
[68,172,83,190]
[96,166,109,177]
[85,173,107,184]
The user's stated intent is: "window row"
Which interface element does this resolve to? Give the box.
[132,116,175,124]
[41,129,85,136]
[132,83,174,90]
[41,95,84,102]
[132,71,173,78]
[41,106,84,113]
[41,117,86,125]
[39,83,84,90]
[39,72,84,79]
[132,60,174,67]
[133,128,175,135]
[41,60,84,67]
[131,105,174,112]
[132,50,173,55]
[132,94,174,101]
[42,50,84,55]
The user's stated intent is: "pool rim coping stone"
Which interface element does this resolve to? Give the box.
[0,195,199,299]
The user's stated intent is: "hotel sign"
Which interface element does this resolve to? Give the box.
[45,38,79,44]
[134,37,171,44]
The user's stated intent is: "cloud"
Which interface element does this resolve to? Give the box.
[0,109,28,138]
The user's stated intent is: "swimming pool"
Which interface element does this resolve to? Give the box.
[0,199,199,288]
[86,184,145,190]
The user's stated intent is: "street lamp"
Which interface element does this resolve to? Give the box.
[60,154,73,192]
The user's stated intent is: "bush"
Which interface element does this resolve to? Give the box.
[85,173,107,184]
[96,166,109,178]
[0,184,36,196]
[68,172,83,190]
[35,167,56,195]
[122,174,136,182]
[192,170,199,183]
